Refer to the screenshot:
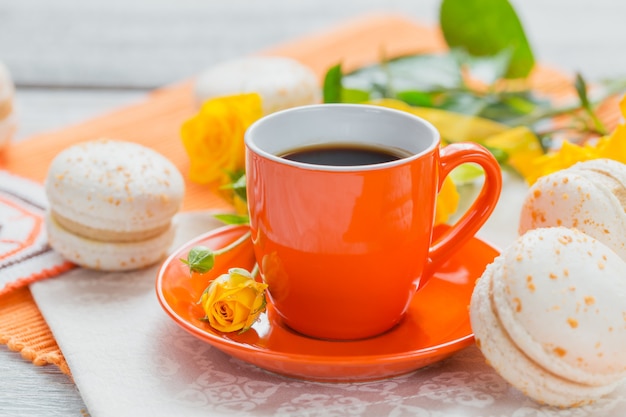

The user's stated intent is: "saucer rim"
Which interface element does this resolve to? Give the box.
[156,224,498,373]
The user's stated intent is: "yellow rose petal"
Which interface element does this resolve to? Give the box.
[181,93,263,186]
[483,126,543,179]
[200,268,267,333]
[526,140,598,184]
[597,125,626,164]
[435,175,460,225]
[370,99,508,143]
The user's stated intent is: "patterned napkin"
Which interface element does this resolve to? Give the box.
[0,171,74,373]
[0,170,73,295]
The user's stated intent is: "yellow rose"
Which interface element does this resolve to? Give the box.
[435,176,460,225]
[520,95,626,184]
[181,93,263,185]
[525,130,626,184]
[482,125,543,179]
[199,267,268,333]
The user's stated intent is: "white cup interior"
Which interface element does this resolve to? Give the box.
[245,104,440,171]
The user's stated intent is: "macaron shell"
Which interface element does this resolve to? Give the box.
[0,61,14,102]
[492,228,626,386]
[572,158,626,192]
[46,210,175,271]
[0,111,16,150]
[0,62,15,149]
[519,170,626,260]
[45,139,184,235]
[470,267,621,407]
[194,57,321,114]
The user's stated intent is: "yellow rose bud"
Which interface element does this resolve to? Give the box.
[199,267,268,333]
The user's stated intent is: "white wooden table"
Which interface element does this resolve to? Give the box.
[2,1,626,415]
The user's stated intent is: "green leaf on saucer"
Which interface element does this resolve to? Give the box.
[181,246,215,274]
[440,0,535,78]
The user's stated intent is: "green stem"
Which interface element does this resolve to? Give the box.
[506,102,581,127]
[251,263,259,279]
[511,80,626,129]
[213,230,252,256]
[585,107,608,135]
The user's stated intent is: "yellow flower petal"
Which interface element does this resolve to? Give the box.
[523,133,626,184]
[200,268,267,333]
[181,93,263,185]
[620,95,626,119]
[369,99,508,143]
[483,126,543,179]
[597,125,626,164]
[435,175,460,225]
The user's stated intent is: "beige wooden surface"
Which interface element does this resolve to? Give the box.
[1,1,626,416]
[6,0,626,140]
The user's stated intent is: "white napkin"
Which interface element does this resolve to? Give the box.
[31,181,626,417]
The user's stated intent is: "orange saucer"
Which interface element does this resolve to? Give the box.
[156,224,499,382]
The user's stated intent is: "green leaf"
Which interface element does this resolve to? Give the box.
[181,246,215,274]
[440,0,535,78]
[450,163,485,184]
[344,54,463,96]
[574,72,608,135]
[574,72,591,109]
[323,63,343,103]
[452,47,513,85]
[396,90,435,107]
[484,145,509,164]
[340,88,370,103]
[214,213,250,225]
[449,147,509,184]
[220,172,247,202]
[500,94,538,115]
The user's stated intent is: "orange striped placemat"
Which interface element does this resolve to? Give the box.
[0,13,612,376]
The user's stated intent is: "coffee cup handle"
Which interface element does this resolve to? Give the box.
[421,142,502,288]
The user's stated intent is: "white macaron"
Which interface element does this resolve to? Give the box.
[0,62,16,150]
[194,56,320,114]
[45,139,184,271]
[519,158,626,260]
[470,227,626,407]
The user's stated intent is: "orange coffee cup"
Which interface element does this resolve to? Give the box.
[245,104,502,340]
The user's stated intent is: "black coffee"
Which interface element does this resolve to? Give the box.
[280,144,409,166]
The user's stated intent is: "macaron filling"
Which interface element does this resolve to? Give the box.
[51,210,172,243]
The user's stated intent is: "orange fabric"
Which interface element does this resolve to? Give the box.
[0,13,618,374]
[0,287,70,375]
